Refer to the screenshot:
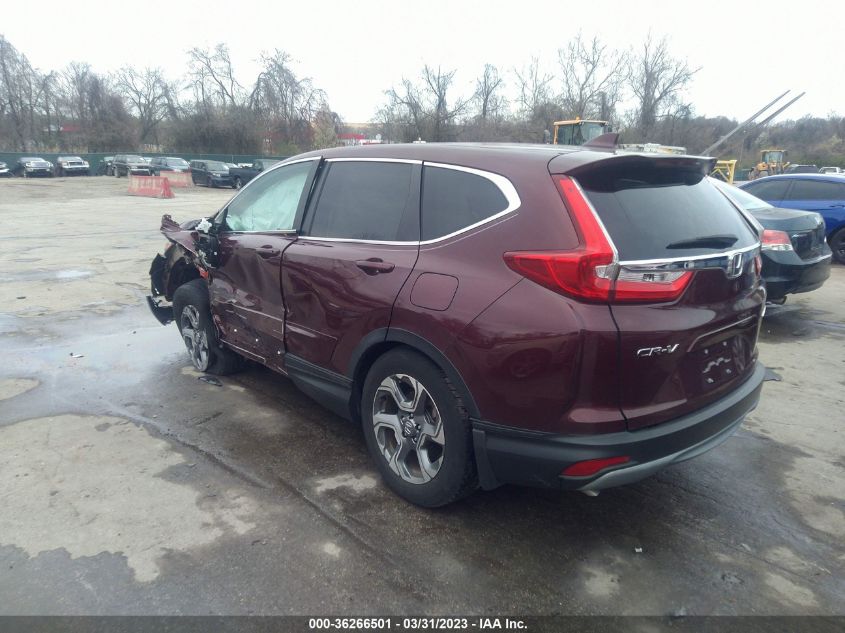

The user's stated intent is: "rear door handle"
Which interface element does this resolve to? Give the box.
[355,259,395,274]
[256,246,281,259]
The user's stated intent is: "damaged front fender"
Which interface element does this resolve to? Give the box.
[147,214,212,326]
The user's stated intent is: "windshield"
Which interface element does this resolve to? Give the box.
[206,161,228,171]
[125,155,143,162]
[60,156,82,161]
[167,158,189,167]
[711,179,770,211]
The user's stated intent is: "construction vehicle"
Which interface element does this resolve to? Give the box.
[751,149,789,178]
[552,119,609,145]
[553,119,686,154]
[552,91,803,184]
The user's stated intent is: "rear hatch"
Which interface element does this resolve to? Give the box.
[563,155,764,430]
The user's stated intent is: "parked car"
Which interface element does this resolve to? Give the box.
[54,156,90,177]
[150,157,191,176]
[97,156,115,176]
[113,154,152,177]
[713,179,831,302]
[740,174,845,263]
[819,166,844,175]
[227,158,281,189]
[148,145,766,507]
[0,161,11,177]
[13,157,53,177]
[189,160,233,188]
[784,164,818,174]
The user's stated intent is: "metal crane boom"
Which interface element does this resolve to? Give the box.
[702,90,791,156]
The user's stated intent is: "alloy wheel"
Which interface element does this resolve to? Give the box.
[372,374,445,484]
[180,305,210,371]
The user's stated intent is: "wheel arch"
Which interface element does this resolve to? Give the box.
[347,328,480,424]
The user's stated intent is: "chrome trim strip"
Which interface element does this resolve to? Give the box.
[326,157,422,164]
[686,315,757,352]
[300,236,416,246]
[302,161,522,246]
[619,243,760,268]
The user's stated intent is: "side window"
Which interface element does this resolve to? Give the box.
[421,165,510,240]
[743,180,790,201]
[784,179,845,201]
[305,161,418,241]
[224,160,314,232]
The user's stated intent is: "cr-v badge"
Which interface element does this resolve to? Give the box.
[637,344,680,358]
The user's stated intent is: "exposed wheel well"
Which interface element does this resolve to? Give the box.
[166,258,202,300]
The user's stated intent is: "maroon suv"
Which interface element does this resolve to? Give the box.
[147,143,766,507]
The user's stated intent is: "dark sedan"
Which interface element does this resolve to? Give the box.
[715,180,831,302]
[13,157,53,177]
[740,174,845,264]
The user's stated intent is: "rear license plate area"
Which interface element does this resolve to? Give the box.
[695,337,742,391]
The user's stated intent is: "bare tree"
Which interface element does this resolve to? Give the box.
[114,67,173,144]
[627,34,698,138]
[422,65,468,141]
[379,65,468,142]
[251,50,328,149]
[514,57,552,121]
[472,64,506,122]
[558,33,625,122]
[187,44,244,111]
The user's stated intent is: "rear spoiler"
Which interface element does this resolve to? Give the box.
[553,152,717,180]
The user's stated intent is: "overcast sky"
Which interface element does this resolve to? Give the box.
[3,0,842,124]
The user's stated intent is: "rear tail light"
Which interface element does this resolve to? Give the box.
[562,456,631,477]
[761,229,793,251]
[503,176,692,303]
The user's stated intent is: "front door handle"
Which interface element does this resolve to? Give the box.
[256,246,281,259]
[355,258,395,274]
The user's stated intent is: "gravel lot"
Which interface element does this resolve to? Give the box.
[1,176,843,616]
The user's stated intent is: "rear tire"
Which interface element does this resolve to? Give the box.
[172,279,244,375]
[234,177,243,190]
[361,348,477,507]
[829,227,845,265]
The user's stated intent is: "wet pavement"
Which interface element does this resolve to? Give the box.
[1,177,843,615]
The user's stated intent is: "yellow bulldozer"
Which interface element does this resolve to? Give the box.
[750,149,789,179]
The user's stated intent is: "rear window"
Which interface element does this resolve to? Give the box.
[421,166,509,240]
[578,163,758,260]
[784,179,845,201]
[306,161,418,241]
[742,179,790,201]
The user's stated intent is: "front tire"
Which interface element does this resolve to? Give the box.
[233,177,243,190]
[829,227,845,264]
[361,348,477,507]
[172,279,244,375]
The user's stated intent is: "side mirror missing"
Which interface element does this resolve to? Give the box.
[196,217,213,234]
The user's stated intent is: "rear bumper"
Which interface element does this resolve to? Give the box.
[471,361,765,492]
[761,249,831,300]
